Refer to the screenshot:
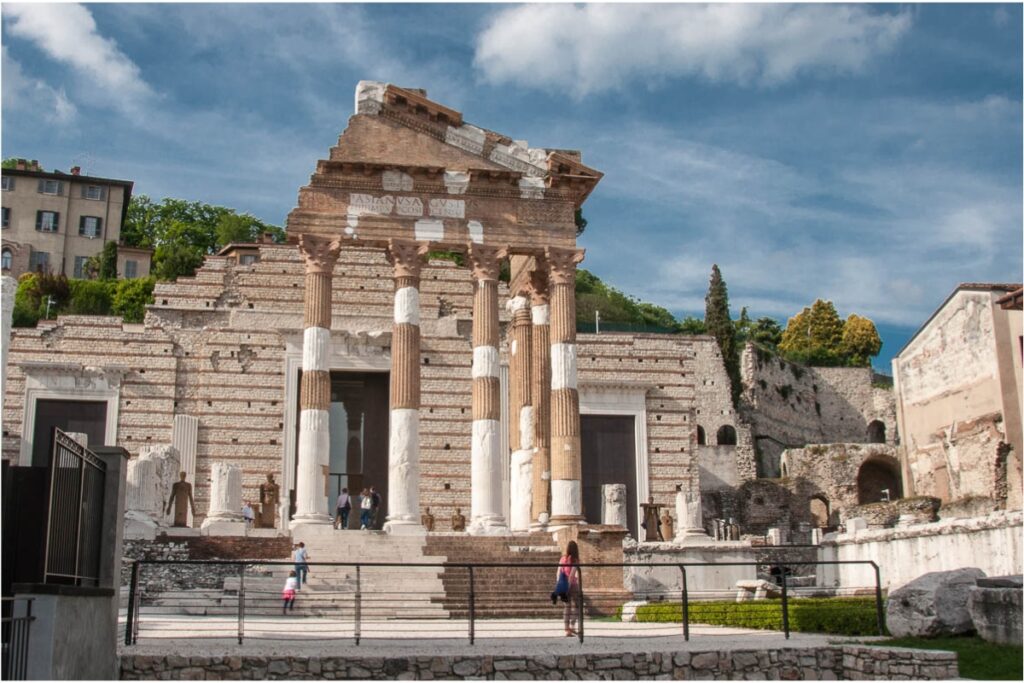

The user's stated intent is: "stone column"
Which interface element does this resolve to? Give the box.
[202,462,245,534]
[528,264,552,528]
[467,244,508,534]
[384,239,429,535]
[171,415,199,526]
[507,294,534,532]
[293,234,342,527]
[547,247,585,527]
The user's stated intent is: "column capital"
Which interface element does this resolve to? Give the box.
[545,247,585,286]
[526,260,550,306]
[505,295,530,314]
[298,234,343,275]
[467,243,508,282]
[387,239,430,280]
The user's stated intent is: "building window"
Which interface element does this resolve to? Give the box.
[1,249,11,271]
[124,260,138,279]
[74,256,89,279]
[239,254,258,266]
[2,207,9,228]
[1,176,13,191]
[36,211,59,232]
[29,251,49,272]
[37,179,63,196]
[79,216,102,238]
[82,185,106,201]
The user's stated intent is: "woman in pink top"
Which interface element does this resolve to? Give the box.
[558,541,581,636]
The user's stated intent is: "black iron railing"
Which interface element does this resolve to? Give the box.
[1,597,34,680]
[44,430,107,587]
[122,558,884,646]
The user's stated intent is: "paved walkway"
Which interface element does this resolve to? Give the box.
[120,613,860,658]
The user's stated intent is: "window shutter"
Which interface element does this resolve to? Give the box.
[57,181,64,196]
[97,217,103,234]
[100,187,107,200]
[79,216,86,233]
[54,212,60,230]
[38,179,45,193]
[36,211,42,229]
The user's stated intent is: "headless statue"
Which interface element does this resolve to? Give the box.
[165,471,196,527]
[451,507,466,532]
[421,507,435,532]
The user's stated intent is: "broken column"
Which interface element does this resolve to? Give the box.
[528,264,552,528]
[384,239,428,534]
[674,489,710,543]
[602,483,628,528]
[467,244,508,534]
[125,444,180,540]
[293,234,342,527]
[546,247,585,528]
[201,462,245,534]
[507,293,533,532]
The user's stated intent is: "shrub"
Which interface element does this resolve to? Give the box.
[67,279,114,315]
[112,277,156,323]
[634,597,884,636]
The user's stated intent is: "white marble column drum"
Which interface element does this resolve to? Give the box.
[507,294,534,531]
[384,239,429,535]
[528,265,552,528]
[675,489,711,544]
[467,243,509,534]
[547,247,586,527]
[293,234,342,527]
[202,462,245,534]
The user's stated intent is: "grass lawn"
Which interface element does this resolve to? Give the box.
[870,635,1023,680]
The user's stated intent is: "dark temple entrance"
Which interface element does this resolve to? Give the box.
[294,371,389,528]
[581,415,638,538]
[31,399,107,467]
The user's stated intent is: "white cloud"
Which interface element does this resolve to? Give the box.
[475,4,911,96]
[1,46,76,124]
[4,3,151,106]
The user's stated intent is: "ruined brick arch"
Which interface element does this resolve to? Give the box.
[856,454,902,504]
[866,420,886,444]
[716,424,737,446]
[696,425,706,446]
[809,495,830,528]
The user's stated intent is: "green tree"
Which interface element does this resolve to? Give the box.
[779,299,847,366]
[749,317,783,348]
[678,316,706,334]
[153,239,205,282]
[574,208,588,237]
[840,314,883,367]
[734,307,753,342]
[705,264,740,404]
[67,280,113,315]
[2,158,20,170]
[99,241,118,280]
[112,277,156,323]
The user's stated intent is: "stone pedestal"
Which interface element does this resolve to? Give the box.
[202,462,245,535]
[674,490,711,544]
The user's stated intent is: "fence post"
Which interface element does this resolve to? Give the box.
[577,565,584,644]
[468,565,476,646]
[679,565,689,642]
[125,560,139,645]
[780,569,790,640]
[237,564,245,645]
[354,565,362,646]
[872,562,885,636]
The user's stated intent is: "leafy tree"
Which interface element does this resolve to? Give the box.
[99,241,118,280]
[112,277,156,323]
[153,239,205,282]
[678,316,706,335]
[14,272,70,325]
[704,265,740,404]
[840,314,882,367]
[734,307,753,342]
[574,209,588,237]
[67,280,113,315]
[2,158,20,169]
[749,317,783,349]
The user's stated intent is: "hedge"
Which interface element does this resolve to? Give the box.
[632,597,884,636]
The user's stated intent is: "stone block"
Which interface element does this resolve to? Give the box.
[968,575,1023,645]
[690,653,719,670]
[886,567,986,637]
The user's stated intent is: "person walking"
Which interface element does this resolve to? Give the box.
[359,488,372,530]
[241,501,255,530]
[293,542,310,589]
[335,488,352,530]
[282,570,298,614]
[559,540,582,637]
[369,486,382,530]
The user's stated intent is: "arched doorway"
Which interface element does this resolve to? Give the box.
[867,420,886,443]
[716,424,736,446]
[696,425,706,445]
[856,456,902,504]
[809,496,830,527]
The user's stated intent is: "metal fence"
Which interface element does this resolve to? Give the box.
[1,597,34,680]
[44,429,107,587]
[122,558,884,646]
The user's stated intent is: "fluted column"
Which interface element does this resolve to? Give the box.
[547,247,585,527]
[467,244,509,534]
[384,239,429,535]
[528,264,552,528]
[507,293,533,532]
[293,234,341,526]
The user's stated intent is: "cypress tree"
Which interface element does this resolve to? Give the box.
[705,265,741,405]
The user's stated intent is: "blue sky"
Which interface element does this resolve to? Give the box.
[3,3,1021,371]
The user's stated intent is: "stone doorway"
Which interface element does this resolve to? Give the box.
[30,399,107,467]
[856,456,902,504]
[292,370,389,527]
[581,415,638,538]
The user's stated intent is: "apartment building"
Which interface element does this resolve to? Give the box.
[1,159,150,279]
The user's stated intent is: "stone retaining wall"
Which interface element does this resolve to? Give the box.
[120,645,957,680]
